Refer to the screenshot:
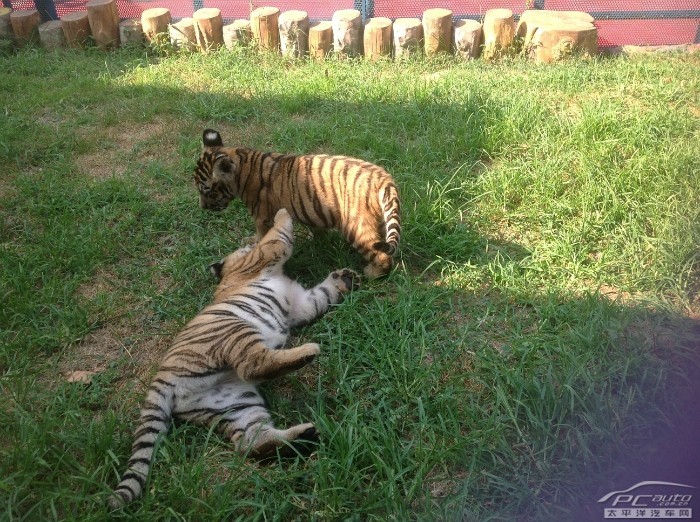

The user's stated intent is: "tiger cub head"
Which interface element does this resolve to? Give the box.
[194,129,239,211]
[208,209,294,297]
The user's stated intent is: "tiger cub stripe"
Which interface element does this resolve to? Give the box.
[108,209,358,509]
[194,129,401,278]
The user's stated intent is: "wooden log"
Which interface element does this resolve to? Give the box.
[250,6,280,52]
[119,19,143,46]
[169,17,196,51]
[516,10,597,62]
[308,20,332,59]
[0,7,13,41]
[531,22,597,63]
[39,19,64,49]
[61,11,91,48]
[422,8,452,56]
[10,9,41,46]
[482,8,514,60]
[393,18,423,59]
[517,10,593,48]
[363,17,392,60]
[278,10,308,57]
[193,8,224,51]
[86,0,120,49]
[223,19,252,49]
[332,9,362,58]
[453,19,482,59]
[141,7,171,45]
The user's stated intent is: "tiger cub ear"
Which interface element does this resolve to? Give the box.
[202,129,223,147]
[208,261,224,280]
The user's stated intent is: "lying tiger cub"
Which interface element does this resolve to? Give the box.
[108,209,358,509]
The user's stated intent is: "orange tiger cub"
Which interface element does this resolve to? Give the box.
[193,129,401,278]
[108,209,358,509]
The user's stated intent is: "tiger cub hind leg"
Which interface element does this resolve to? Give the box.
[246,423,320,461]
[177,383,319,461]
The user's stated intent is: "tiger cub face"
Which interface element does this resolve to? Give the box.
[193,130,239,211]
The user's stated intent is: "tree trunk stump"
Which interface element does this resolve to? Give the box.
[194,8,223,51]
[483,8,514,60]
[308,20,332,59]
[363,17,392,60]
[250,6,280,52]
[278,10,308,57]
[517,10,597,62]
[332,9,362,58]
[39,19,64,49]
[10,9,41,46]
[453,19,482,59]
[0,7,13,41]
[422,8,452,56]
[393,18,422,59]
[141,7,171,45]
[86,0,120,49]
[169,17,196,51]
[119,19,143,46]
[223,19,252,49]
[61,11,91,48]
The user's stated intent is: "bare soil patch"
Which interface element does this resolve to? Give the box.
[74,116,182,180]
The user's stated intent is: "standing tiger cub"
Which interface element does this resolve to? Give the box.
[194,129,401,278]
[108,209,358,509]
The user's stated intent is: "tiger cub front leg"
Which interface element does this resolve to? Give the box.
[288,269,359,327]
[236,342,321,382]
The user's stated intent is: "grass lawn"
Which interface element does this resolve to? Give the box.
[0,44,699,520]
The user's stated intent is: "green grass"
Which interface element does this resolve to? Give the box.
[1,45,699,520]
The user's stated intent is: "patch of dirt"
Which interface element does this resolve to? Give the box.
[64,267,176,391]
[56,320,173,395]
[425,468,469,499]
[73,116,182,180]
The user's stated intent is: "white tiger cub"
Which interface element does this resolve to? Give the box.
[108,209,359,509]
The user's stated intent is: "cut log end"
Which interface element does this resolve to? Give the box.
[39,20,65,50]
[141,7,172,44]
[250,6,280,52]
[279,10,309,57]
[119,19,143,46]
[194,7,224,51]
[332,8,362,57]
[62,11,91,48]
[422,8,453,56]
[309,20,332,59]
[86,0,120,49]
[482,8,514,60]
[223,19,252,49]
[364,17,392,61]
[517,10,597,62]
[453,19,483,59]
[393,18,423,59]
[10,9,41,46]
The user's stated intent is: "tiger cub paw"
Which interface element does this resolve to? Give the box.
[331,269,360,293]
[273,208,292,227]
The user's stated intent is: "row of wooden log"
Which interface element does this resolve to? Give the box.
[0,2,598,63]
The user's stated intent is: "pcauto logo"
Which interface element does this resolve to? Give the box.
[598,481,695,519]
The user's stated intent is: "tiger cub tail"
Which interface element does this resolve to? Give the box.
[108,378,175,510]
[373,181,401,256]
